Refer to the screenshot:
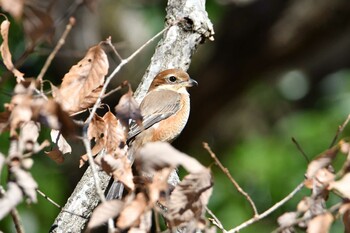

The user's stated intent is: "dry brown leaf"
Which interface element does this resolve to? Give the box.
[312,168,335,188]
[340,140,350,155]
[148,167,173,205]
[136,142,206,174]
[0,182,23,220]
[0,19,24,83]
[0,0,24,20]
[101,154,134,190]
[306,147,338,179]
[55,45,108,114]
[328,173,350,199]
[50,129,71,154]
[115,85,142,130]
[10,166,38,203]
[128,210,152,233]
[305,147,338,188]
[277,212,298,229]
[18,121,39,151]
[8,94,33,137]
[103,111,123,154]
[80,111,127,167]
[79,113,106,167]
[117,193,148,229]
[45,147,65,164]
[88,113,106,141]
[166,169,213,228]
[297,197,313,213]
[307,213,333,233]
[87,200,124,230]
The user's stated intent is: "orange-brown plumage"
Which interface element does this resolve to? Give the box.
[106,68,196,200]
[127,68,197,153]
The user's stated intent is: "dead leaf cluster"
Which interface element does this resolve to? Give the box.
[87,142,213,233]
[277,140,350,232]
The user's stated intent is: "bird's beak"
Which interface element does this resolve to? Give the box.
[187,78,198,87]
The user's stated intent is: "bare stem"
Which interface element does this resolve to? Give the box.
[228,182,304,233]
[206,206,227,232]
[36,189,62,209]
[105,37,123,61]
[291,137,310,163]
[203,142,259,217]
[37,17,76,91]
[329,114,350,148]
[10,208,25,233]
[82,136,106,203]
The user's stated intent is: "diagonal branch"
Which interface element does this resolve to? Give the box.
[203,142,259,217]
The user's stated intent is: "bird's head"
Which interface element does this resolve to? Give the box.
[148,69,198,93]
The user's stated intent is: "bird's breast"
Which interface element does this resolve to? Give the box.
[151,94,190,142]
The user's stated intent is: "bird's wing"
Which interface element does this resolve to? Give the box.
[127,90,181,141]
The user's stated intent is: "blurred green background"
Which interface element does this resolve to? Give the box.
[1,0,350,232]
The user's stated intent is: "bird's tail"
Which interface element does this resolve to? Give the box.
[105,179,124,200]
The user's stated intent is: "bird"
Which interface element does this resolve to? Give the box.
[106,68,197,199]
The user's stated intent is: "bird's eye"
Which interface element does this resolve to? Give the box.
[168,76,177,82]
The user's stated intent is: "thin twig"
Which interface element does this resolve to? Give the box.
[37,17,76,91]
[329,114,350,148]
[36,189,62,209]
[228,182,304,233]
[203,142,259,217]
[206,206,227,232]
[102,84,124,99]
[105,37,123,61]
[291,137,310,163]
[82,134,115,231]
[82,136,106,203]
[10,208,25,233]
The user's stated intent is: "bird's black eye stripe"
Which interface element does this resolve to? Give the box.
[168,76,177,82]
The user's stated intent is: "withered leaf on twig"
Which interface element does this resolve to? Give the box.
[305,147,338,188]
[0,19,24,83]
[80,111,127,167]
[328,173,350,199]
[306,213,333,233]
[277,212,298,231]
[45,147,65,164]
[0,0,24,20]
[115,85,142,131]
[50,129,72,155]
[103,111,125,154]
[10,166,38,203]
[54,44,108,114]
[136,142,206,174]
[117,193,148,229]
[87,200,124,230]
[166,170,212,229]
[136,142,213,229]
[0,182,23,220]
[101,154,134,190]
